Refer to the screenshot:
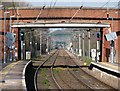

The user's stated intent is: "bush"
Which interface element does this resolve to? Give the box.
[81,56,94,66]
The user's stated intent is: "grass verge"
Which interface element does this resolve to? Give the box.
[40,68,50,88]
[31,56,42,61]
[81,56,95,66]
[54,68,62,74]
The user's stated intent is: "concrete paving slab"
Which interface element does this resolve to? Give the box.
[0,61,28,90]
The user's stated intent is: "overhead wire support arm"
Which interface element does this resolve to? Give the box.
[35,5,45,22]
[69,5,83,23]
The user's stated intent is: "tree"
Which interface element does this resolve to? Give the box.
[0,0,32,9]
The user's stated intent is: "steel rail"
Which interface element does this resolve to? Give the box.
[63,49,94,90]
[60,50,79,90]
[34,50,58,91]
[50,51,63,90]
[64,49,116,90]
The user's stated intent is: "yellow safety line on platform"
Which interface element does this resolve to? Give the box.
[0,61,23,76]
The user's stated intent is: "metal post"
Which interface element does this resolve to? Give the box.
[21,40,23,59]
[40,31,42,55]
[13,47,16,61]
[96,39,99,62]
[110,40,114,63]
[47,36,49,54]
[4,12,10,63]
[96,31,101,62]
[30,31,32,58]
[10,15,15,32]
[49,37,51,52]
[82,30,85,56]
[35,42,37,57]
[73,34,76,54]
[112,17,113,32]
[76,34,78,55]
[110,17,114,63]
[74,34,76,54]
[23,43,25,61]
[78,33,81,56]
[88,30,91,58]
[9,15,15,61]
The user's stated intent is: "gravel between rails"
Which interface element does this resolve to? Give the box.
[36,49,117,90]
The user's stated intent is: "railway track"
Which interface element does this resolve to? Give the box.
[50,51,63,90]
[34,50,63,91]
[62,50,94,90]
[64,49,117,90]
[34,49,117,91]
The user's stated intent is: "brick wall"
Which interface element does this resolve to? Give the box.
[0,7,120,62]
[118,1,120,63]
[0,8,3,61]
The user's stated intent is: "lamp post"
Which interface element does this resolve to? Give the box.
[107,13,114,63]
[46,36,49,54]
[73,33,76,54]
[40,31,42,55]
[35,42,37,56]
[23,43,25,61]
[4,12,10,63]
[9,15,15,61]
[87,29,91,58]
[30,41,32,58]
[110,17,114,63]
[82,30,85,56]
[10,15,15,32]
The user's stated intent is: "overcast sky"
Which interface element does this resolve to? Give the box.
[14,0,120,2]
[31,0,119,8]
[1,0,120,8]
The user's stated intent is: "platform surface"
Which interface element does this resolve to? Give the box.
[91,62,120,74]
[0,60,28,91]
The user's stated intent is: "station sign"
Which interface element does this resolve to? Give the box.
[105,32,117,41]
[91,49,96,61]
[5,32,16,49]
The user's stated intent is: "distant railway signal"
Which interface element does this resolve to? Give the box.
[96,32,101,41]
[20,31,24,41]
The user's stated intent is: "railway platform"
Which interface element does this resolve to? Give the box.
[66,50,120,90]
[0,60,28,91]
[89,62,120,77]
[86,62,120,90]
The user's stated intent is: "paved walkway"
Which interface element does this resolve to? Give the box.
[0,60,28,91]
[98,62,120,72]
[0,61,13,71]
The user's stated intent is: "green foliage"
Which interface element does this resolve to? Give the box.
[54,68,60,74]
[81,56,94,66]
[40,69,50,88]
[31,56,42,61]
[42,79,50,87]
[40,68,47,77]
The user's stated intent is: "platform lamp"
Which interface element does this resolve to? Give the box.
[4,11,10,63]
